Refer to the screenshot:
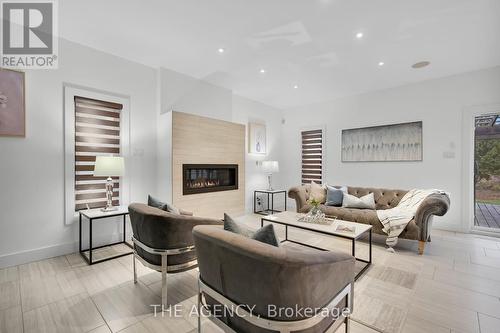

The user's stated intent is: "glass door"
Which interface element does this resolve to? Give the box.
[474,114,500,231]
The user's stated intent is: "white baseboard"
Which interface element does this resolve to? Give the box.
[0,232,130,269]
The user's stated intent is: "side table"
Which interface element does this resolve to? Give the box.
[79,206,133,265]
[254,189,287,215]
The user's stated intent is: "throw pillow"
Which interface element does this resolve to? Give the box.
[342,193,376,209]
[325,185,347,206]
[224,213,279,247]
[147,195,181,215]
[309,181,326,203]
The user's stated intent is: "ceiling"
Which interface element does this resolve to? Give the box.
[60,0,500,109]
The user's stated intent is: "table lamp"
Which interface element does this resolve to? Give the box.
[94,156,124,211]
[262,160,279,191]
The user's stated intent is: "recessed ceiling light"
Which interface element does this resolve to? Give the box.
[378,61,385,66]
[217,48,225,53]
[355,32,364,39]
[412,61,430,69]
[293,84,299,89]
[260,69,266,74]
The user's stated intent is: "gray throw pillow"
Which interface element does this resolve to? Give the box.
[342,193,376,209]
[325,185,347,206]
[147,195,181,215]
[224,213,279,247]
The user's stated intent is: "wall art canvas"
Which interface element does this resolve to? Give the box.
[0,68,25,137]
[341,121,422,162]
[248,123,266,154]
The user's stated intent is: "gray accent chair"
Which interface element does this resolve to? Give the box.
[128,203,222,307]
[193,225,356,333]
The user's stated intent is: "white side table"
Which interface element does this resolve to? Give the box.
[79,205,133,265]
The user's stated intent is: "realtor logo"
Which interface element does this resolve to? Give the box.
[1,0,58,68]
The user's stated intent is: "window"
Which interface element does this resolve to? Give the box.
[301,129,323,184]
[74,96,122,210]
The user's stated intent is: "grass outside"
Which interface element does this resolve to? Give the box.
[476,199,500,205]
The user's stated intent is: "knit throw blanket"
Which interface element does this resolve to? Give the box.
[377,189,446,248]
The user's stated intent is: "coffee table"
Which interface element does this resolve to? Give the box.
[261,211,372,280]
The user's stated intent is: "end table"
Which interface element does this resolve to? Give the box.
[79,206,133,265]
[254,189,287,215]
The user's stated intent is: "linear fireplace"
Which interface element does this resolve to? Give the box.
[183,164,238,195]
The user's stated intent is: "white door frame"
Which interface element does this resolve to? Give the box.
[462,103,500,235]
[63,84,131,225]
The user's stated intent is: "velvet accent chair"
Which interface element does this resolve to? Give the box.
[193,225,356,333]
[128,203,222,307]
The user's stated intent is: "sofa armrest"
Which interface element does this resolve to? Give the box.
[414,193,450,242]
[179,209,193,216]
[288,186,309,212]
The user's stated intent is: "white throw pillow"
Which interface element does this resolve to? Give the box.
[342,193,376,209]
[309,181,326,203]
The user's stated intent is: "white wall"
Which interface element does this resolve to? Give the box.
[232,95,284,213]
[281,66,500,232]
[159,67,232,121]
[0,39,158,267]
[156,68,284,214]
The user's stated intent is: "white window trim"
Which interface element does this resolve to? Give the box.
[299,125,327,184]
[63,84,131,225]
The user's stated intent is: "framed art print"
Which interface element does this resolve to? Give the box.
[248,122,266,154]
[0,68,25,137]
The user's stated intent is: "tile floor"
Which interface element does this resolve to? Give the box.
[1,214,500,333]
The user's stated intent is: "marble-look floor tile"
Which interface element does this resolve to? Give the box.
[401,313,451,333]
[92,281,159,332]
[470,254,500,269]
[478,313,500,333]
[0,266,19,284]
[484,248,500,258]
[408,298,479,333]
[89,325,112,333]
[0,280,20,311]
[118,321,152,333]
[141,311,196,333]
[434,267,500,297]
[20,269,86,312]
[351,293,406,333]
[23,292,104,333]
[415,277,500,318]
[19,256,71,280]
[65,253,88,268]
[0,306,23,333]
[76,259,132,295]
[454,261,500,282]
[117,256,162,286]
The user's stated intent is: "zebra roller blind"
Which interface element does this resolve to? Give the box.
[301,129,323,184]
[74,96,122,210]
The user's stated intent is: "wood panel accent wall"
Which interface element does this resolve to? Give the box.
[171,112,245,218]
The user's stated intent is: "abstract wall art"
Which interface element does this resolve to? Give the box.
[0,68,25,137]
[248,122,266,154]
[341,121,422,162]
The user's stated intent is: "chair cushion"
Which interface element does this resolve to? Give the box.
[224,213,279,247]
[147,195,180,214]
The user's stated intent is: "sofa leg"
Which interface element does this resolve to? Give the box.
[418,241,426,255]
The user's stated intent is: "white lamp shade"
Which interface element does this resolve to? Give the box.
[262,160,279,173]
[93,156,125,177]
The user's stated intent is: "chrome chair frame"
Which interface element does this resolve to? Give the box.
[132,236,198,308]
[197,277,353,333]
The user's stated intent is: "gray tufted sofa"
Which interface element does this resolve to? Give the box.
[288,185,450,254]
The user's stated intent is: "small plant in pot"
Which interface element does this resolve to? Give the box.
[307,197,322,215]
